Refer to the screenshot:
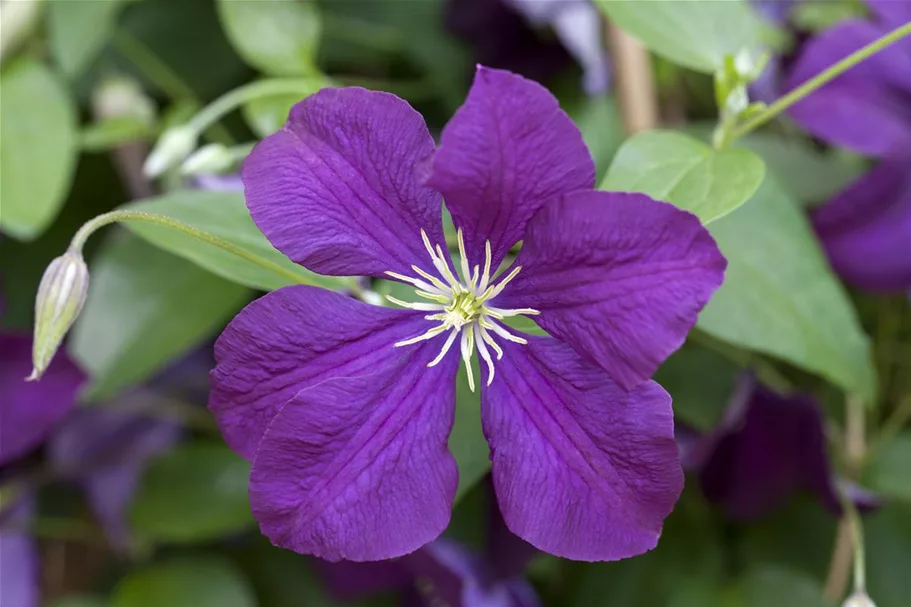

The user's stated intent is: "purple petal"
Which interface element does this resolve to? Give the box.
[428,66,595,271]
[313,557,411,600]
[0,498,38,607]
[243,87,444,278]
[786,21,911,155]
[812,155,911,291]
[494,191,726,390]
[483,336,683,561]
[49,402,180,547]
[699,378,840,520]
[868,0,911,35]
[0,333,84,466]
[248,338,459,561]
[210,286,429,460]
[487,491,537,580]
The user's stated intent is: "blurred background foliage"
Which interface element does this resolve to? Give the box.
[0,0,909,606]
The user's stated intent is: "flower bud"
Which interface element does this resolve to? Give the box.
[29,250,89,381]
[0,0,44,63]
[143,125,197,178]
[843,591,876,607]
[92,76,156,124]
[181,143,234,176]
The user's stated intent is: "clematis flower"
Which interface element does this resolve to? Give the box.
[211,66,726,562]
[785,0,911,291]
[686,375,880,521]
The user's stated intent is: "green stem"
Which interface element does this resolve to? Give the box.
[69,210,307,286]
[842,496,867,593]
[187,78,326,135]
[112,29,234,146]
[870,395,911,456]
[731,20,911,141]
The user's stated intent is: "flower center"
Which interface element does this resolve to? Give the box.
[384,228,539,391]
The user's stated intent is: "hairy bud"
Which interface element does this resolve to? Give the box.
[843,591,876,607]
[143,125,197,178]
[29,250,89,381]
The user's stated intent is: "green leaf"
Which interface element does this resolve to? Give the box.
[697,176,876,402]
[866,504,911,607]
[600,130,766,224]
[0,58,78,240]
[738,567,833,607]
[130,441,254,543]
[564,94,625,183]
[866,433,911,504]
[69,234,250,400]
[451,360,489,502]
[112,556,255,607]
[48,0,126,77]
[216,0,321,76]
[595,0,762,73]
[52,598,108,607]
[242,78,330,137]
[81,115,154,152]
[123,190,352,292]
[655,342,740,431]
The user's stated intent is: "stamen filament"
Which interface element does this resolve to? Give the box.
[485,306,540,317]
[386,295,444,312]
[394,324,447,347]
[478,240,493,293]
[474,324,496,386]
[478,324,504,360]
[482,318,528,344]
[460,329,476,392]
[384,271,443,295]
[428,328,460,367]
[411,265,453,295]
[457,228,472,286]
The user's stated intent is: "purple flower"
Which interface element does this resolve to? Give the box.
[785,0,911,291]
[688,376,880,521]
[0,332,84,466]
[317,498,539,606]
[211,66,726,562]
[0,498,38,607]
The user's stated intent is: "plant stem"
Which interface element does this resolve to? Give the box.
[870,395,911,456]
[69,210,306,286]
[731,21,911,141]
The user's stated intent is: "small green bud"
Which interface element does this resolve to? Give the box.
[143,125,197,178]
[843,591,876,607]
[29,250,89,381]
[181,143,234,175]
[92,76,156,124]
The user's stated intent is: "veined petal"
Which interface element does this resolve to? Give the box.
[483,336,683,561]
[495,191,726,390]
[209,286,431,460]
[0,333,84,466]
[869,0,911,33]
[249,339,459,561]
[243,87,445,278]
[428,66,595,271]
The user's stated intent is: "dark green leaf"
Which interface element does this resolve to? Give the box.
[655,342,740,431]
[48,0,127,77]
[0,58,78,240]
[112,556,255,607]
[738,567,833,607]
[600,130,766,224]
[242,78,330,137]
[69,234,249,400]
[81,116,154,152]
[130,441,254,543]
[595,0,762,73]
[866,505,911,607]
[451,360,489,502]
[124,190,353,291]
[216,0,321,76]
[52,598,109,607]
[867,434,911,504]
[698,177,876,402]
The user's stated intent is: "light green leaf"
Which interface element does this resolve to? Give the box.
[130,441,254,543]
[0,58,78,240]
[600,130,766,223]
[70,234,249,400]
[241,77,329,137]
[596,0,762,73]
[697,177,876,402]
[123,190,353,292]
[48,0,126,77]
[739,567,833,607]
[216,0,321,76]
[112,556,255,607]
[452,360,489,502]
[81,115,154,152]
[564,94,625,183]
[866,433,911,504]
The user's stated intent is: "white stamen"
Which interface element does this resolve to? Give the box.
[410,265,452,295]
[485,306,541,317]
[394,324,447,347]
[478,324,504,360]
[428,328,460,367]
[384,271,443,295]
[474,324,496,386]
[457,228,472,286]
[386,295,445,312]
[482,318,528,344]
[460,329,476,392]
[478,240,493,294]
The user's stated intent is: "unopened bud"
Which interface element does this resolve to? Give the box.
[143,125,197,178]
[0,0,44,63]
[843,591,876,607]
[181,143,234,176]
[29,250,89,381]
[92,76,156,124]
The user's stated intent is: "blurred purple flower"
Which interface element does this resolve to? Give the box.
[0,497,38,607]
[193,172,244,192]
[786,0,911,291]
[686,375,880,521]
[445,0,609,94]
[210,66,726,562]
[316,501,539,606]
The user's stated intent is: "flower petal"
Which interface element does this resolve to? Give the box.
[428,66,595,270]
[0,333,84,466]
[0,499,38,607]
[209,286,429,461]
[813,155,911,291]
[249,339,459,561]
[483,336,683,561]
[869,0,911,41]
[786,20,911,155]
[243,87,444,278]
[495,191,726,390]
